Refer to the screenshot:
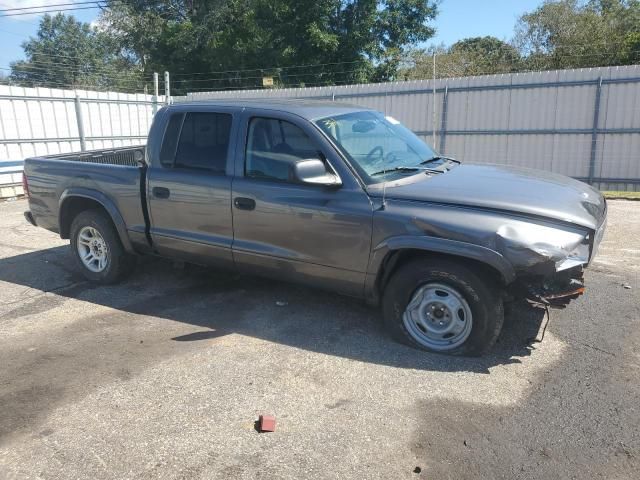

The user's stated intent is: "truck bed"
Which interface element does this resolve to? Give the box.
[24,146,148,239]
[34,146,146,167]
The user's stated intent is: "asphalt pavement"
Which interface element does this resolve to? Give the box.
[0,198,638,479]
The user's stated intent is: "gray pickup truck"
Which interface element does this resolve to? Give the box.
[23,99,607,356]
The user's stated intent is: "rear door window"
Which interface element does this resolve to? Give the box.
[159,113,184,167]
[173,112,232,173]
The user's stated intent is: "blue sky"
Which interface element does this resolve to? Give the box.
[0,0,544,72]
[431,0,542,45]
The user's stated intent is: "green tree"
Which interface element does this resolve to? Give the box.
[621,31,640,63]
[10,13,144,91]
[514,0,640,70]
[101,0,439,93]
[448,36,521,75]
[401,37,521,80]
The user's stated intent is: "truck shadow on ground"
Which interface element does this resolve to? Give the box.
[0,245,548,375]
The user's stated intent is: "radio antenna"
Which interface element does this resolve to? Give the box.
[380,166,387,210]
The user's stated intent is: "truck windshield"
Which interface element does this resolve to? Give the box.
[315,111,443,184]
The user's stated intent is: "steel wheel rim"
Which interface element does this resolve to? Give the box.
[76,226,109,273]
[402,282,473,351]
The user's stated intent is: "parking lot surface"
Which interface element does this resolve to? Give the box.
[0,198,638,479]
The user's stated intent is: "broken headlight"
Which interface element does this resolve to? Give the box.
[555,236,590,271]
[496,223,590,273]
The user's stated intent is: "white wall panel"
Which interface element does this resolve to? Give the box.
[180,65,637,188]
[0,86,154,196]
[1,65,639,197]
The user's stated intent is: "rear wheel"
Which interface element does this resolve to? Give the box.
[382,258,504,356]
[70,209,136,284]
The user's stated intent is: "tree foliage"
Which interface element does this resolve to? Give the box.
[7,0,638,93]
[514,0,640,69]
[449,37,522,74]
[101,0,438,93]
[403,0,639,80]
[10,13,144,91]
[401,37,521,79]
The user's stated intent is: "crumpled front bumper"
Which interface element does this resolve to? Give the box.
[524,267,586,309]
[588,200,608,266]
[521,201,607,309]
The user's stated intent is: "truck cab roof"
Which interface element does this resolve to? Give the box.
[164,98,369,121]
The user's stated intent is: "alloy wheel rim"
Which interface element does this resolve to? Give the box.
[77,226,109,273]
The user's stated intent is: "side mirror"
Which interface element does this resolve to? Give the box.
[352,120,376,133]
[292,159,342,187]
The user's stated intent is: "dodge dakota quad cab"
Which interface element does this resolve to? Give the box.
[23,99,607,356]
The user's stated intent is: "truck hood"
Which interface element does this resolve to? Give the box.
[372,163,605,230]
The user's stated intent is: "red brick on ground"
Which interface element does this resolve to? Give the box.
[258,414,276,432]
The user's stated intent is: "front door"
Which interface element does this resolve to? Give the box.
[147,109,237,268]
[231,112,373,297]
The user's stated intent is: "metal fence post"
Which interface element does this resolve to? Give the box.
[153,72,159,114]
[74,95,87,152]
[432,52,437,147]
[588,77,603,185]
[164,71,171,105]
[439,84,449,153]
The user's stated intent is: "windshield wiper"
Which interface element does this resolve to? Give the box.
[371,166,422,177]
[419,155,458,166]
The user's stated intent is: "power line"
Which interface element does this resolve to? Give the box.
[0,0,162,18]
[0,1,106,13]
[0,65,367,90]
[0,66,152,88]
[0,71,152,90]
[2,59,153,78]
[4,48,633,79]
[169,60,368,77]
[1,55,369,84]
[0,4,108,18]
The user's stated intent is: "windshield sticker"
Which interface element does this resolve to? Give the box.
[385,116,400,125]
[320,118,337,128]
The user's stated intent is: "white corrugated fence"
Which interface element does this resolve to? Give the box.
[1,64,639,198]
[181,64,640,192]
[0,85,159,198]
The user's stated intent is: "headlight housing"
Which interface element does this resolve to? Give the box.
[555,236,590,271]
[495,222,590,273]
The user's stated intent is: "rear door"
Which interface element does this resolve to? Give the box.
[146,108,237,267]
[231,109,373,297]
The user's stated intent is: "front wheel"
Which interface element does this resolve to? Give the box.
[70,209,136,284]
[382,258,504,356]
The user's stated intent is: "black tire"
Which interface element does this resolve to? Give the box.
[70,209,136,284]
[382,258,504,356]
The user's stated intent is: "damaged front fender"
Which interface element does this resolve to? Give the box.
[371,235,517,283]
[495,222,590,276]
[370,200,604,307]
